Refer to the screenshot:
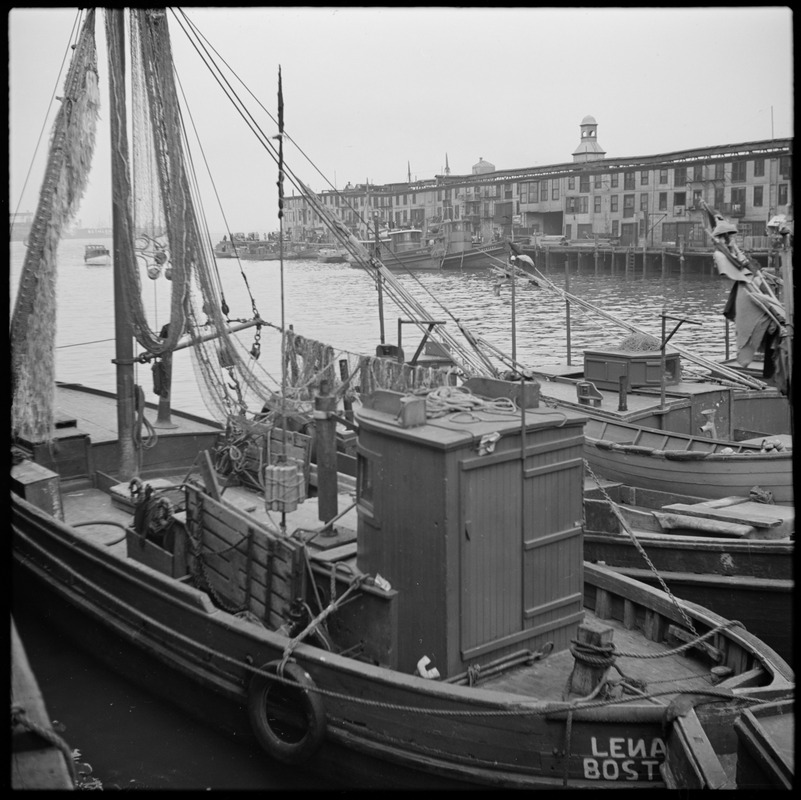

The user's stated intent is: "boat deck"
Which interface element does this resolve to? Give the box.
[62,477,722,707]
[531,366,731,420]
[54,384,221,444]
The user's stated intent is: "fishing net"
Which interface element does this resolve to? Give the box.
[11,11,100,442]
[616,333,661,351]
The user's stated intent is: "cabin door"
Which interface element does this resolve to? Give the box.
[459,430,585,661]
[459,456,523,660]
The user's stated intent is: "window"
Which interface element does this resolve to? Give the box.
[552,183,560,200]
[594,196,602,213]
[540,181,548,201]
[623,194,635,217]
[640,170,649,185]
[730,187,746,213]
[580,175,590,193]
[566,197,577,213]
[692,190,702,208]
[673,167,687,186]
[564,224,572,240]
[753,159,765,177]
[639,218,646,237]
[779,157,790,178]
[714,163,725,180]
[753,185,764,207]
[568,177,575,190]
[624,171,635,190]
[594,174,603,189]
[693,165,704,181]
[579,196,588,213]
[659,169,668,184]
[640,193,649,211]
[714,187,724,207]
[731,161,747,183]
[610,195,619,213]
[778,184,788,205]
[658,192,668,211]
[611,219,619,236]
[610,173,619,188]
[673,191,686,206]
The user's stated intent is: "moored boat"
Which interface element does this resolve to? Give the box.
[10,9,793,789]
[11,382,795,789]
[83,243,110,266]
[583,479,794,666]
[435,219,506,269]
[377,228,443,270]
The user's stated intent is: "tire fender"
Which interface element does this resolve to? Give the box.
[247,660,326,764]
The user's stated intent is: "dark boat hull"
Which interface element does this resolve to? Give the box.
[13,487,793,789]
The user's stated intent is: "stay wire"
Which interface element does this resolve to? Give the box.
[10,9,84,235]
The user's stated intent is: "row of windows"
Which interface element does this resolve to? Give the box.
[311,156,790,211]
[562,184,789,214]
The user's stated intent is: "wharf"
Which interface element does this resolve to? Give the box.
[519,242,774,278]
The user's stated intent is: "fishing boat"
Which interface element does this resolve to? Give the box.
[10,9,793,790]
[435,219,506,270]
[11,616,76,790]
[83,243,110,266]
[376,228,443,270]
[582,479,794,666]
[496,233,794,507]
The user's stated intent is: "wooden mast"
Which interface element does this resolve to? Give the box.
[106,8,137,479]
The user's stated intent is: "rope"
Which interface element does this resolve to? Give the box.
[279,572,369,670]
[11,703,77,786]
[584,460,698,633]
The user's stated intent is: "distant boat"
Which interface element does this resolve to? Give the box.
[84,243,111,266]
[435,219,506,269]
[369,228,443,270]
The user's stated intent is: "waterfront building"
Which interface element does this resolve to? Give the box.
[283,117,792,264]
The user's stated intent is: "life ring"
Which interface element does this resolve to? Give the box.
[247,660,326,764]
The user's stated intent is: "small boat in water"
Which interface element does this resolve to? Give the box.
[435,219,506,269]
[83,243,110,266]
[583,479,794,666]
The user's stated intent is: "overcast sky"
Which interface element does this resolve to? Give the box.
[9,6,794,234]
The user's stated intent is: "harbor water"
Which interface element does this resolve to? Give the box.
[11,238,736,789]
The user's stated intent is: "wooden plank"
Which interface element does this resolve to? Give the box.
[653,512,756,538]
[702,496,751,509]
[198,449,222,500]
[309,542,358,562]
[662,502,787,529]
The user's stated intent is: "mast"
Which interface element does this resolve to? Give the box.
[106,8,137,478]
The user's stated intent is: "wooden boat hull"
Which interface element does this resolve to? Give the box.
[583,417,793,505]
[583,539,793,667]
[662,698,794,789]
[441,244,506,270]
[12,486,793,789]
[583,484,794,665]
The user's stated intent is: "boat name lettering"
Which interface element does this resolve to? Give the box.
[590,736,665,759]
[583,737,666,781]
[582,758,661,781]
